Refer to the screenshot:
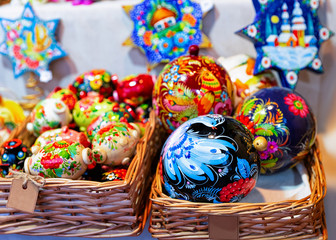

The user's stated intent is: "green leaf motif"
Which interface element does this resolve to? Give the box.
[46,168,58,178]
[255,123,278,137]
[253,104,266,124]
[54,168,64,178]
[58,150,70,159]
[261,158,278,164]
[68,144,79,158]
[242,98,257,116]
[49,121,60,128]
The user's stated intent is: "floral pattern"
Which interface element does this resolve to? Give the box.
[284,93,309,118]
[70,69,115,99]
[153,55,233,133]
[73,96,116,131]
[0,3,67,79]
[86,104,135,142]
[30,99,71,137]
[161,115,259,203]
[125,0,211,65]
[30,141,83,178]
[102,168,127,182]
[234,87,316,174]
[49,89,78,111]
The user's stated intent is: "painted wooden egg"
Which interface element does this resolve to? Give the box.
[26,98,72,137]
[24,140,101,179]
[135,100,152,123]
[86,102,136,142]
[0,139,31,175]
[153,45,233,133]
[72,93,117,132]
[69,69,116,99]
[101,168,127,182]
[218,54,279,107]
[161,114,261,203]
[31,126,91,154]
[91,122,140,167]
[234,87,316,174]
[48,87,78,111]
[114,74,154,107]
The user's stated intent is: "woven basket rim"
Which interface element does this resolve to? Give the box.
[150,140,326,208]
[0,111,162,238]
[0,111,158,189]
[149,139,327,239]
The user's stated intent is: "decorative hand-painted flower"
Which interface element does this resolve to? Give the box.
[237,0,333,89]
[123,0,212,66]
[0,3,66,82]
[234,87,316,174]
[69,69,116,99]
[284,93,309,117]
[153,47,233,133]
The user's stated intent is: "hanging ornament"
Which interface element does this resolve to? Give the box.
[123,0,213,68]
[0,3,67,82]
[237,0,333,89]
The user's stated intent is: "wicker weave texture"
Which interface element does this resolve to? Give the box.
[149,143,327,240]
[0,0,9,5]
[0,111,163,238]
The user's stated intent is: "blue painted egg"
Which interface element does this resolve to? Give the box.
[160,114,260,203]
[234,87,316,174]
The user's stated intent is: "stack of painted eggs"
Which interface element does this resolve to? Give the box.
[1,69,155,182]
[154,46,316,203]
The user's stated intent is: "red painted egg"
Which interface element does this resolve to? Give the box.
[153,45,233,133]
[114,74,154,107]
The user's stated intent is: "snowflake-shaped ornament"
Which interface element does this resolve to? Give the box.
[237,0,333,89]
[123,0,213,67]
[0,3,67,82]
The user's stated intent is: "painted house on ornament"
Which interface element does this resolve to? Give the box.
[266,35,278,46]
[278,2,297,47]
[304,36,317,47]
[266,0,317,48]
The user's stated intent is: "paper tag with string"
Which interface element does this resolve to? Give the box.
[7,178,39,213]
[6,170,45,213]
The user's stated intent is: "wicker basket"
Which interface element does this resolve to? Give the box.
[0,110,165,238]
[149,141,327,240]
[0,0,10,5]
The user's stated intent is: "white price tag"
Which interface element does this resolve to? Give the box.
[39,70,53,82]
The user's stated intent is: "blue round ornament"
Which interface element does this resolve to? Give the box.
[160,114,260,203]
[234,87,316,174]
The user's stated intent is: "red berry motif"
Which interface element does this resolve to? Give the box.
[219,178,256,202]
[235,115,256,134]
[40,153,63,169]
